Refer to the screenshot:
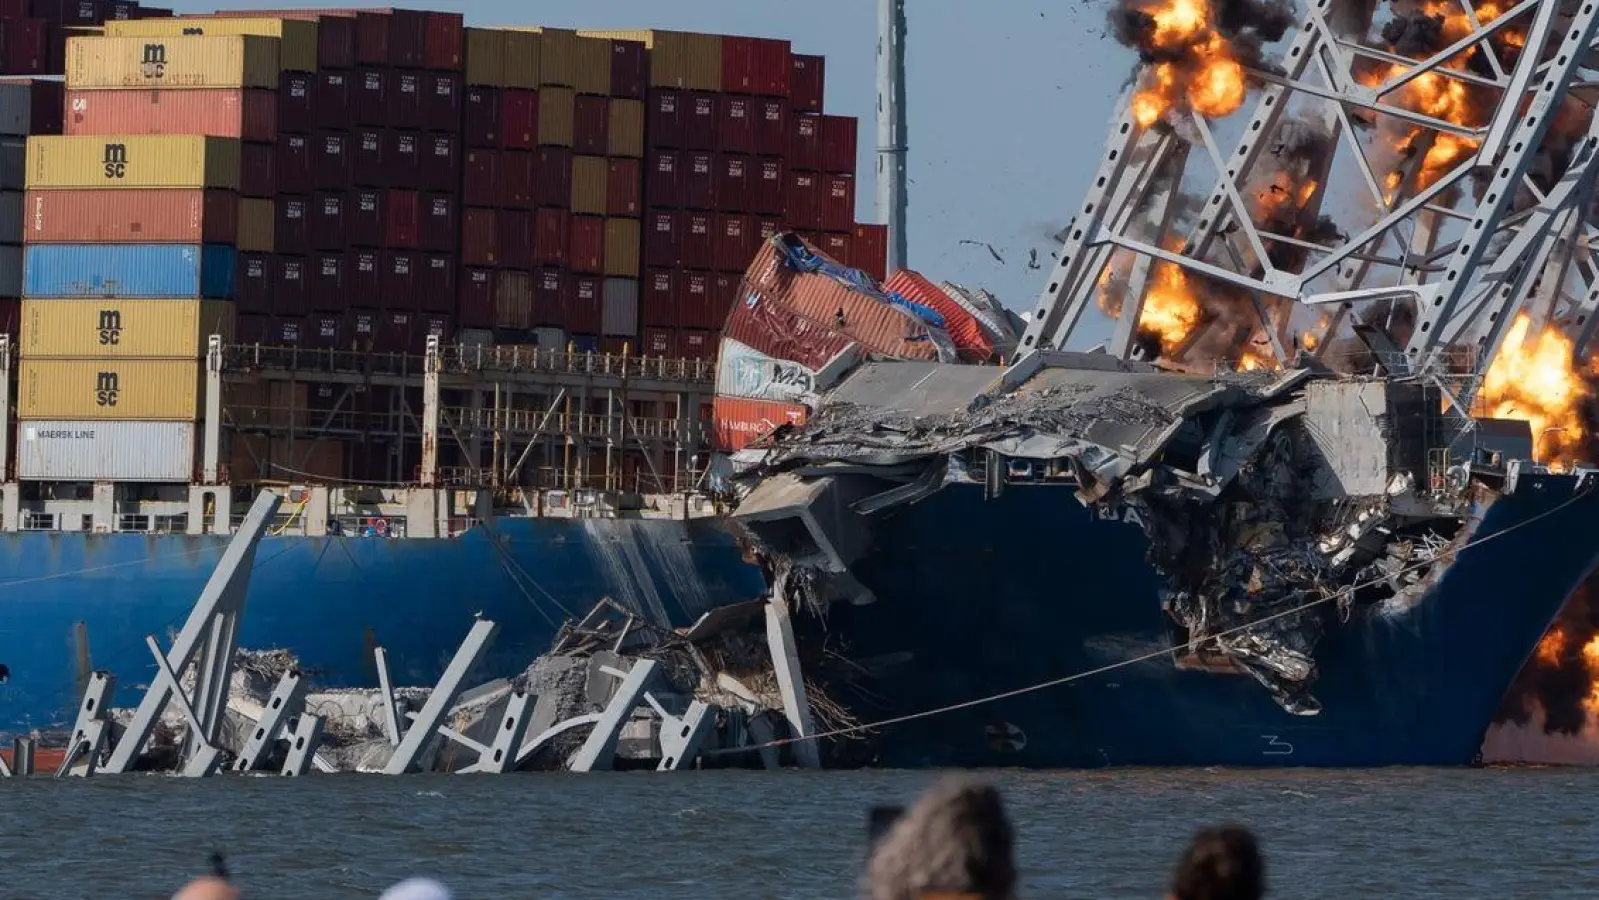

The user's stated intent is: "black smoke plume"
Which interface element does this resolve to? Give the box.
[1108,0,1294,67]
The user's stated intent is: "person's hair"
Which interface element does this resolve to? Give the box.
[1170,824,1265,900]
[862,777,1016,900]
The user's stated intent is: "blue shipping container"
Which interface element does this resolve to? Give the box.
[25,244,237,299]
[568,334,600,353]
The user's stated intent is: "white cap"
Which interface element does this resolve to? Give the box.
[378,878,453,900]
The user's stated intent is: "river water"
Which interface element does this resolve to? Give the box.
[3,767,1596,899]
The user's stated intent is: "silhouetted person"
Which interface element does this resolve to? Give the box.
[380,877,453,900]
[862,777,1016,900]
[1168,825,1265,900]
[171,877,236,900]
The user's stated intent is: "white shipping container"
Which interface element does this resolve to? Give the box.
[0,244,21,296]
[533,327,566,348]
[18,420,197,482]
[601,277,638,337]
[457,327,493,348]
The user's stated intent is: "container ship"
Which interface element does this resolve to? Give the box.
[0,7,881,736]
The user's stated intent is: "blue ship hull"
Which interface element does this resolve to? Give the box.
[0,517,767,735]
[811,473,1599,767]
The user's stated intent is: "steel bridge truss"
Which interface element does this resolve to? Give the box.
[1022,0,1599,410]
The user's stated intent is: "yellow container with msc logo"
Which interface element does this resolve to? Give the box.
[20,299,236,359]
[19,359,205,420]
[26,134,241,189]
[67,34,280,90]
[103,18,317,75]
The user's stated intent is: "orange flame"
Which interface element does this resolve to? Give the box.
[1478,314,1589,468]
[1139,264,1205,348]
[1128,0,1249,126]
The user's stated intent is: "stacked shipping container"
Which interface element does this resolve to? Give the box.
[0,0,173,78]
[0,78,60,350]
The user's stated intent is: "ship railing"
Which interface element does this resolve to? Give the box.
[443,344,717,384]
[225,343,429,377]
[439,407,702,442]
[226,404,398,434]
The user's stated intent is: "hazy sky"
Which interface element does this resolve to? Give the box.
[179,1,1138,315]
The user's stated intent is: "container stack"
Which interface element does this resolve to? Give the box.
[0,0,174,78]
[0,78,61,345]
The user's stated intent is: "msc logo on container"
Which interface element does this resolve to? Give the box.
[95,371,120,408]
[97,310,122,346]
[140,43,167,80]
[103,143,128,179]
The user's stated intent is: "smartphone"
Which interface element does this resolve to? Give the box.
[867,805,905,846]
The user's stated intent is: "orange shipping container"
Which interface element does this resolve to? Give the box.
[538,86,575,147]
[883,269,995,362]
[604,218,640,277]
[25,188,241,243]
[571,155,607,215]
[711,395,807,451]
[65,88,279,142]
[607,98,644,158]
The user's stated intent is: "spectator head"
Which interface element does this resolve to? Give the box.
[1168,825,1264,900]
[171,876,237,900]
[379,878,453,900]
[863,777,1016,900]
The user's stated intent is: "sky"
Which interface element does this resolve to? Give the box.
[184,0,1140,317]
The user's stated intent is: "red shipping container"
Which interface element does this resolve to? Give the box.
[412,313,453,354]
[309,252,345,311]
[644,211,680,269]
[352,128,386,186]
[388,130,421,188]
[498,209,534,268]
[353,69,389,126]
[715,214,757,273]
[789,114,821,172]
[0,19,46,75]
[424,10,464,71]
[645,150,679,209]
[501,89,538,150]
[641,269,677,328]
[420,193,456,253]
[462,150,497,206]
[502,150,535,209]
[646,89,683,149]
[680,271,713,329]
[753,39,793,98]
[681,328,716,361]
[712,272,739,323]
[753,99,787,158]
[610,40,646,100]
[685,92,718,150]
[390,10,428,68]
[276,134,313,195]
[569,215,604,274]
[418,253,455,312]
[883,269,994,361]
[64,88,277,142]
[235,252,272,313]
[463,86,499,148]
[534,267,565,326]
[274,257,309,316]
[533,147,571,208]
[718,155,751,213]
[391,71,423,130]
[820,115,858,174]
[349,249,381,304]
[819,232,852,267]
[313,14,357,70]
[712,396,808,451]
[852,223,888,282]
[313,131,351,190]
[682,151,716,210]
[461,207,497,265]
[373,310,410,352]
[350,189,384,247]
[344,307,377,348]
[641,326,673,356]
[721,36,755,95]
[756,217,783,242]
[16,79,62,135]
[790,54,825,114]
[718,96,755,154]
[311,191,346,251]
[304,312,340,349]
[458,267,494,327]
[236,313,270,342]
[278,73,313,135]
[275,196,310,255]
[573,95,608,156]
[600,336,630,356]
[823,173,855,233]
[420,134,458,192]
[680,211,713,270]
[786,171,822,230]
[566,275,603,333]
[607,158,641,218]
[422,73,461,132]
[386,189,421,248]
[382,250,417,310]
[353,10,390,66]
[314,71,352,131]
[751,157,784,216]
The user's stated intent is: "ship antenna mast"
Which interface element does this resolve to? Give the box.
[877,0,909,272]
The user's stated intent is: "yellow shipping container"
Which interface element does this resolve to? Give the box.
[578,29,722,92]
[572,34,611,95]
[538,87,575,147]
[27,135,241,189]
[529,26,578,88]
[604,218,640,278]
[503,30,540,89]
[237,198,274,253]
[607,99,644,158]
[102,17,317,73]
[20,359,204,420]
[67,34,280,90]
[21,299,235,358]
[464,28,506,87]
[571,155,607,215]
